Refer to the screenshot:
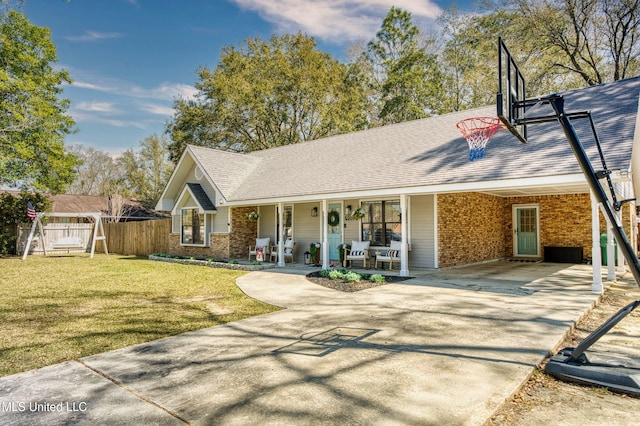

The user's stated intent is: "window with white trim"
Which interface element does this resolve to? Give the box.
[360,200,401,246]
[182,208,204,245]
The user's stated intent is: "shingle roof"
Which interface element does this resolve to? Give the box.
[197,76,640,202]
[186,183,216,211]
[188,146,261,199]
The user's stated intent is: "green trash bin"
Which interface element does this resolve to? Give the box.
[600,233,618,266]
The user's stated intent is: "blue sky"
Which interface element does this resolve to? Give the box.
[24,0,476,156]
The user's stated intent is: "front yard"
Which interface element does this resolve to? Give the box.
[0,255,279,377]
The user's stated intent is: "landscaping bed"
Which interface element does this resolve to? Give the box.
[149,254,276,271]
[306,269,413,292]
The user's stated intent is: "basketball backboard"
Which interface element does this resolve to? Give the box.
[497,37,527,143]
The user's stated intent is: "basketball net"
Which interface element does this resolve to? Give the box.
[456,117,502,161]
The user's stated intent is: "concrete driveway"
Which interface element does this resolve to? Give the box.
[0,261,606,425]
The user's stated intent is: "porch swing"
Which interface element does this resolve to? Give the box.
[21,212,109,260]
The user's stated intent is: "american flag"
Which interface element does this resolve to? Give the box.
[27,201,37,221]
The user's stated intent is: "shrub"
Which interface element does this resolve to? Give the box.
[343,271,361,282]
[318,269,385,284]
[328,269,344,280]
[0,191,51,255]
[369,274,385,283]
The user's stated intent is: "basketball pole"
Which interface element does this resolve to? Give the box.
[548,95,640,289]
[539,95,640,394]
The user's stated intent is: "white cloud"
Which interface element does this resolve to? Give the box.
[230,0,442,42]
[141,103,175,116]
[70,110,147,129]
[65,31,126,42]
[76,101,117,113]
[140,82,198,101]
[70,72,197,102]
[71,80,113,91]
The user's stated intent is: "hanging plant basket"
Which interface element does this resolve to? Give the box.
[247,211,260,222]
[350,208,365,220]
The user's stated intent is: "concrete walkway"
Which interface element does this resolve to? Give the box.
[0,261,614,425]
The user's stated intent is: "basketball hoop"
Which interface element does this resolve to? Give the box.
[456,117,502,161]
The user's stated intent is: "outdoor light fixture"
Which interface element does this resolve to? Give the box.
[345,205,352,216]
[304,251,311,265]
[311,207,318,217]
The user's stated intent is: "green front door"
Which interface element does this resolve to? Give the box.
[327,203,342,261]
[514,206,539,256]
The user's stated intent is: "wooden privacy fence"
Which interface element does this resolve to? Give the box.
[95,218,171,256]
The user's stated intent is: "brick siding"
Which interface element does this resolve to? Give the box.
[167,206,258,260]
[229,206,258,259]
[438,192,609,268]
[503,194,591,260]
[438,193,505,268]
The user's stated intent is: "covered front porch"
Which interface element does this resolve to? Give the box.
[253,194,424,277]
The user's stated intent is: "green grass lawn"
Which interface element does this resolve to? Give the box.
[0,255,279,377]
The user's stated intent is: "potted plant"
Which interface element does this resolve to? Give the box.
[310,242,321,265]
[337,243,349,265]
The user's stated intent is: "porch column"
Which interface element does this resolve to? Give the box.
[277,202,285,267]
[322,199,329,269]
[400,194,409,277]
[606,221,616,281]
[616,209,626,273]
[591,191,603,293]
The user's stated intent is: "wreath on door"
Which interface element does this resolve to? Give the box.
[327,211,340,227]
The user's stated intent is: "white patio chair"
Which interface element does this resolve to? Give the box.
[375,240,402,270]
[270,239,296,263]
[343,240,370,269]
[249,237,272,261]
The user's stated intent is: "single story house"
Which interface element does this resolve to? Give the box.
[156,76,640,277]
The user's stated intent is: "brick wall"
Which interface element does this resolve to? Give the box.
[167,234,220,259]
[438,193,505,267]
[167,206,258,260]
[438,192,599,268]
[210,234,230,259]
[229,206,258,258]
[503,193,592,259]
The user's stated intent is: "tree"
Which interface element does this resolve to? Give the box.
[166,33,369,161]
[437,5,585,110]
[514,0,640,85]
[364,7,444,124]
[67,135,173,208]
[117,134,173,208]
[0,190,50,254]
[66,145,122,196]
[438,6,495,112]
[0,8,79,192]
